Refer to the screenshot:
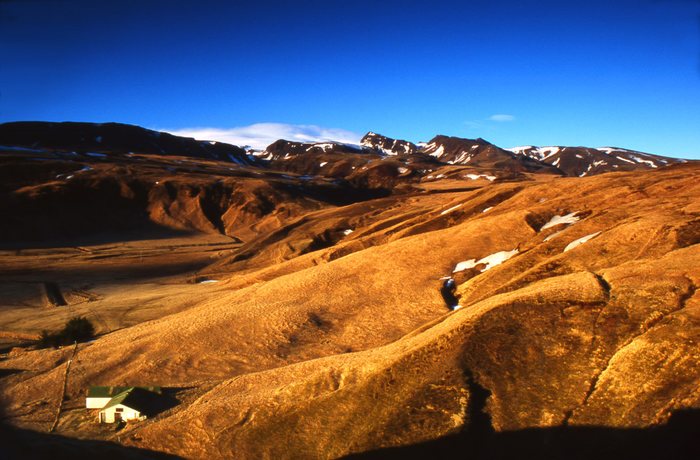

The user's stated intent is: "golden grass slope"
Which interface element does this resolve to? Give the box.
[1,164,699,458]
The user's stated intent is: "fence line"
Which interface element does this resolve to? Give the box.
[49,341,78,433]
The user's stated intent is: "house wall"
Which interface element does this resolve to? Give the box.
[100,404,142,423]
[86,397,112,409]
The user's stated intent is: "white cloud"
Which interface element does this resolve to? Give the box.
[488,114,515,122]
[161,123,363,150]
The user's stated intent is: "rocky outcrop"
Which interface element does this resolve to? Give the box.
[420,135,560,173]
[261,139,364,161]
[507,145,684,177]
[361,132,417,155]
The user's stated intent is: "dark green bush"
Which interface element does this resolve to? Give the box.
[37,316,95,348]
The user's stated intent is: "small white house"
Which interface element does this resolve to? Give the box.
[86,386,131,409]
[86,386,161,423]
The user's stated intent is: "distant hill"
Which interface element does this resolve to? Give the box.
[0,121,255,165]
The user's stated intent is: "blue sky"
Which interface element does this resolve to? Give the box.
[1,0,699,157]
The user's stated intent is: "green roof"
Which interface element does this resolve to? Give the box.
[87,386,161,398]
[102,387,160,412]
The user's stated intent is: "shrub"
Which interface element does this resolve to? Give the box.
[62,317,95,343]
[37,316,95,348]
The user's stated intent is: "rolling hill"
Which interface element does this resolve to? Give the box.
[0,122,698,459]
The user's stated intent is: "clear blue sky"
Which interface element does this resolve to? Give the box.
[1,0,699,157]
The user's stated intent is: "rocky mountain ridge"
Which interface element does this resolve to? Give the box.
[0,121,255,165]
[0,122,690,179]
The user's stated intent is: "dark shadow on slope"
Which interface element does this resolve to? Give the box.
[0,225,197,250]
[0,368,23,379]
[347,408,700,460]
[0,381,181,459]
[440,278,459,309]
[0,259,211,281]
[0,422,182,460]
[43,281,67,306]
[279,181,392,206]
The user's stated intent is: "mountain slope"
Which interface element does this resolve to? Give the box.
[0,121,255,165]
[361,132,417,155]
[507,145,684,176]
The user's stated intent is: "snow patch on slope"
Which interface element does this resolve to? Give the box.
[440,204,462,216]
[563,232,601,252]
[465,174,496,181]
[540,212,580,231]
[453,249,519,273]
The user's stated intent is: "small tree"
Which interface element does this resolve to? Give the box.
[36,316,95,349]
[61,316,95,343]
[38,330,59,348]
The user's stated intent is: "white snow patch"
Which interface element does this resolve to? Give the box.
[563,232,601,252]
[319,161,328,167]
[540,212,580,231]
[543,230,563,242]
[482,207,493,213]
[511,146,561,161]
[429,145,445,158]
[309,143,335,152]
[398,167,409,174]
[198,279,219,284]
[465,174,496,181]
[440,204,462,215]
[435,174,446,179]
[616,156,636,164]
[85,152,107,158]
[453,249,518,273]
[453,259,478,272]
[507,146,535,153]
[342,229,354,236]
[540,147,561,160]
[630,155,658,168]
[597,147,623,154]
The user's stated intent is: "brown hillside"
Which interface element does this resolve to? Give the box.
[0,141,698,458]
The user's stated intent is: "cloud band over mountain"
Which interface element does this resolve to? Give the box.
[163,123,363,150]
